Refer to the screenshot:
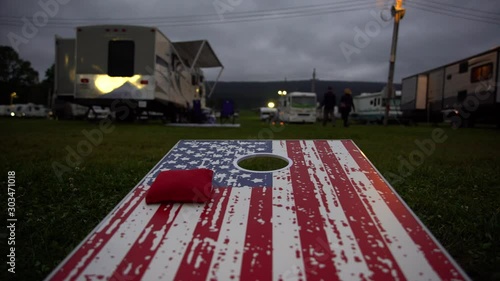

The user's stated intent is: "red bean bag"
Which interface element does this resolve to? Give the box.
[146,169,214,204]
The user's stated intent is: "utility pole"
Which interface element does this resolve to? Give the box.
[311,68,316,93]
[384,0,405,126]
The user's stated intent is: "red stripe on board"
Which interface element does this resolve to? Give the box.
[286,140,340,281]
[174,188,232,281]
[240,187,273,281]
[49,187,147,281]
[341,140,467,280]
[108,204,181,281]
[314,140,406,281]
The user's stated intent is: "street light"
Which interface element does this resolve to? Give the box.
[268,102,275,108]
[10,92,18,105]
[278,90,287,96]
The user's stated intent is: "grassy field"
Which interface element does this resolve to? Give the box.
[1,113,499,281]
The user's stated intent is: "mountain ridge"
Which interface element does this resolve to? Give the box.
[207,80,401,109]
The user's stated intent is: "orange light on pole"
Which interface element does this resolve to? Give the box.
[10,92,18,105]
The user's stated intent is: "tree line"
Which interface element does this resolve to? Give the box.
[0,45,53,105]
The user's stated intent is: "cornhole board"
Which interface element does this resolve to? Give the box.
[46,140,470,281]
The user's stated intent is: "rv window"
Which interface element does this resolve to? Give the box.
[156,56,169,68]
[192,75,197,85]
[199,75,204,83]
[471,63,493,83]
[171,54,178,68]
[108,40,134,77]
[370,100,373,105]
[291,97,316,108]
[459,62,468,73]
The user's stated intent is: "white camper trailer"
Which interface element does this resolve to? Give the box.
[351,89,402,123]
[278,92,317,123]
[54,25,223,121]
[259,107,277,121]
[0,105,14,117]
[401,46,500,126]
[4,103,49,118]
[53,37,88,119]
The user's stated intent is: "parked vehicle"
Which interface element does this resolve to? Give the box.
[351,88,402,123]
[2,103,49,118]
[401,46,500,126]
[54,25,224,121]
[260,107,277,121]
[278,92,317,123]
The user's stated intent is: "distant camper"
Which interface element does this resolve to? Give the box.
[53,25,224,121]
[401,46,500,127]
[260,107,277,121]
[351,88,402,124]
[1,103,48,118]
[278,92,317,123]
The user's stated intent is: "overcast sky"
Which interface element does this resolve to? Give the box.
[0,0,499,82]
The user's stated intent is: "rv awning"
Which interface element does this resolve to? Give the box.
[172,40,223,68]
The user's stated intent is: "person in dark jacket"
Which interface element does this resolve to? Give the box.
[339,88,355,127]
[320,86,336,126]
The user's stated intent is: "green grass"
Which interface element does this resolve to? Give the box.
[1,112,499,281]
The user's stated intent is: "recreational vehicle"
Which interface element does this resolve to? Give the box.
[54,25,223,121]
[2,103,49,118]
[278,92,317,123]
[0,105,13,117]
[260,107,277,121]
[401,46,500,126]
[351,89,402,123]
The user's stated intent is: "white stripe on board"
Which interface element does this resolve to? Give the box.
[271,140,306,281]
[300,140,372,280]
[93,188,147,234]
[78,198,161,279]
[329,140,441,281]
[140,203,205,280]
[206,188,252,281]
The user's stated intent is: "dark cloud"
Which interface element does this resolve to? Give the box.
[0,0,499,82]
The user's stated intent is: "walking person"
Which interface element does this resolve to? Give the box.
[320,86,336,126]
[339,88,355,127]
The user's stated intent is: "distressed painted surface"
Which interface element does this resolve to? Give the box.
[46,140,470,281]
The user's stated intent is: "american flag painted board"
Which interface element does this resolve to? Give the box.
[46,140,470,281]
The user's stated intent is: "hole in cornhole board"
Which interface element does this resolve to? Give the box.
[235,153,292,173]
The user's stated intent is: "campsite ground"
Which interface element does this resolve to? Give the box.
[1,113,499,281]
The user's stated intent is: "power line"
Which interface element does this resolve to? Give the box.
[0,2,377,28]
[0,0,373,25]
[155,4,377,28]
[409,0,500,17]
[407,0,500,22]
[406,2,500,26]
